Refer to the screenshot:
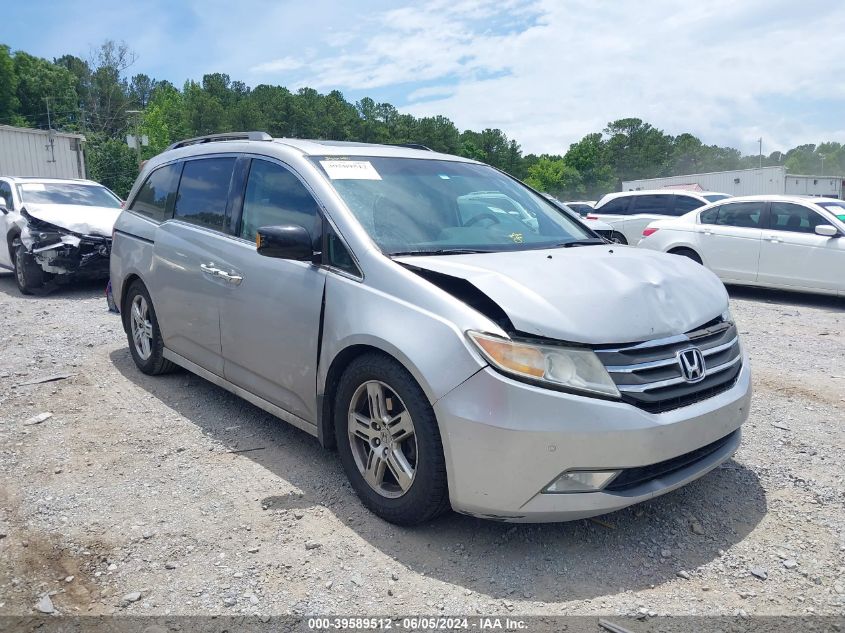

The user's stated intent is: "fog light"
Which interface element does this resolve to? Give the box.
[543,470,621,493]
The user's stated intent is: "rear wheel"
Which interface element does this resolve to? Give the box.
[669,247,703,264]
[124,280,176,375]
[610,231,628,245]
[14,242,44,295]
[335,353,450,525]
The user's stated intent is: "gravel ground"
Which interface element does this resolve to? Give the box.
[0,272,843,619]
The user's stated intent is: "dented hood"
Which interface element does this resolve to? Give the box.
[23,203,120,237]
[396,246,728,345]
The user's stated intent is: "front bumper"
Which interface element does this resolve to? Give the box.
[433,351,751,522]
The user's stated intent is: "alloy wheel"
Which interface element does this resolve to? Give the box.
[130,294,153,360]
[347,380,417,498]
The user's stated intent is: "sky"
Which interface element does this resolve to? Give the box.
[5,0,845,155]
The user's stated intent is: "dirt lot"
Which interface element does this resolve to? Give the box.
[0,272,843,619]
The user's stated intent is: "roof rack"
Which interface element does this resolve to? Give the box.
[166,131,272,151]
[385,143,433,151]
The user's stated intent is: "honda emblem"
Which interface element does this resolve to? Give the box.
[677,348,706,383]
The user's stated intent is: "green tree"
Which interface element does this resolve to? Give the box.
[524,156,583,198]
[0,45,19,123]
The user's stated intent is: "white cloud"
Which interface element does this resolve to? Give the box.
[250,56,305,74]
[260,0,845,154]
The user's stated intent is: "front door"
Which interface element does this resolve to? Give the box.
[219,157,327,423]
[757,201,845,292]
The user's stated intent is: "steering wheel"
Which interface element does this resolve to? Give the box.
[464,212,501,227]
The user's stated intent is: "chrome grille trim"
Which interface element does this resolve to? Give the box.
[616,354,742,393]
[605,336,738,373]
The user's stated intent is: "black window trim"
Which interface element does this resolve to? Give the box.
[630,193,673,216]
[230,153,364,281]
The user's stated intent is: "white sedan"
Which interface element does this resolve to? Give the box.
[638,195,845,296]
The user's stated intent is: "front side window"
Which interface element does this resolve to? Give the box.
[631,194,671,215]
[239,159,320,240]
[19,182,121,208]
[817,200,845,223]
[714,202,764,228]
[130,163,182,222]
[311,157,592,255]
[673,195,706,215]
[174,157,236,231]
[769,202,827,234]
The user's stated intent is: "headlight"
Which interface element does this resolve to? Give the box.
[721,307,733,323]
[467,331,620,398]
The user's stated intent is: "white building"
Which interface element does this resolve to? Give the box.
[623,166,843,198]
[0,124,86,179]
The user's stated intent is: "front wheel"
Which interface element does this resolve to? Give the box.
[335,353,450,525]
[669,247,703,264]
[14,242,44,295]
[610,231,628,245]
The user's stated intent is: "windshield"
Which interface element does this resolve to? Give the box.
[18,182,122,208]
[311,157,594,254]
[817,201,845,222]
[703,194,730,202]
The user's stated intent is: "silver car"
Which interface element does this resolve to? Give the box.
[110,133,751,525]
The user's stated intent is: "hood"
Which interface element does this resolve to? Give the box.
[396,245,728,345]
[23,203,120,237]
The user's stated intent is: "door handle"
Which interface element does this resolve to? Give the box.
[217,271,243,285]
[766,235,782,243]
[200,263,220,275]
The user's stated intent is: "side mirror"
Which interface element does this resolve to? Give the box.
[256,224,314,261]
[815,224,839,237]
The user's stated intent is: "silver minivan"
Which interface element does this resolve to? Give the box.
[110,133,751,525]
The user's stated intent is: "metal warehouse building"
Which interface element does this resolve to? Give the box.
[623,166,843,198]
[0,124,87,179]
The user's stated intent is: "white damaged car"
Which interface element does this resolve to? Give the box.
[0,177,122,294]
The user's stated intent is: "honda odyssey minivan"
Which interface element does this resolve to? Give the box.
[110,132,751,525]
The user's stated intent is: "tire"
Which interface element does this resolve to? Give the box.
[334,353,450,525]
[669,247,703,264]
[14,242,44,295]
[610,231,628,245]
[124,280,176,375]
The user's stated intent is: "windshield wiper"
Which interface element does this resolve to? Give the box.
[388,248,492,257]
[556,239,607,248]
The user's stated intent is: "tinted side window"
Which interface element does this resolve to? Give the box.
[769,202,827,234]
[673,195,706,215]
[129,163,182,222]
[326,226,360,276]
[631,194,671,215]
[239,159,320,240]
[0,181,12,209]
[174,157,236,231]
[597,196,631,215]
[699,207,719,224]
[715,202,764,228]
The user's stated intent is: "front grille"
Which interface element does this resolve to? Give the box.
[595,319,742,414]
[604,430,737,492]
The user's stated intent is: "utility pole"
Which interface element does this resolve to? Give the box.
[44,97,56,163]
[758,137,763,168]
[126,110,143,170]
[820,155,825,177]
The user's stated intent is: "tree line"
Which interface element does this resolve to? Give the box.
[1,41,842,199]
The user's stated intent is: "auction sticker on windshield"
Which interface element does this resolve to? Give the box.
[320,160,382,180]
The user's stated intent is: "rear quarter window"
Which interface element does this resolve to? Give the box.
[173,157,236,232]
[129,163,182,222]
